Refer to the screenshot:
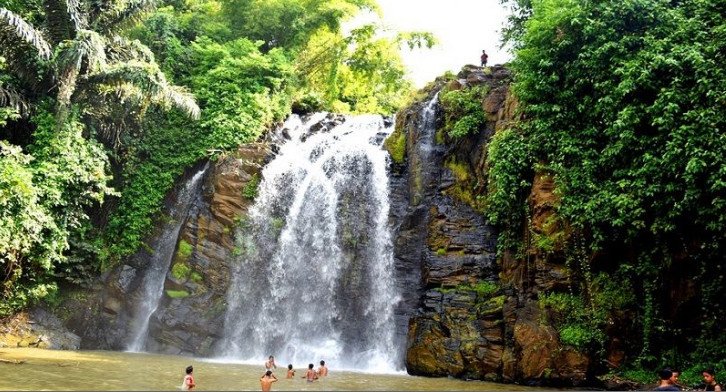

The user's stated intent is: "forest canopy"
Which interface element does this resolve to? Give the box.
[489,0,725,374]
[0,0,431,316]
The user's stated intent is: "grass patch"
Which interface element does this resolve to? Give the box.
[166,290,190,299]
[171,262,191,280]
[242,173,260,200]
[176,239,193,260]
[190,271,203,283]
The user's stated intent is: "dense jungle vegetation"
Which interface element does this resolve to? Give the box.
[0,0,433,316]
[486,0,724,382]
[1,0,724,384]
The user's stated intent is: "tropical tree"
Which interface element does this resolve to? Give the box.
[295,24,435,114]
[489,0,726,367]
[0,0,199,315]
[0,1,199,144]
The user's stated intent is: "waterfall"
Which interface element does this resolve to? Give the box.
[126,164,208,352]
[219,114,401,372]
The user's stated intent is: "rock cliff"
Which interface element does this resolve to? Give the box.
[39,66,598,386]
[389,65,590,386]
[55,146,269,355]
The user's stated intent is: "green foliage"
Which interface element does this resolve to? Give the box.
[242,173,260,200]
[383,127,406,163]
[539,273,634,353]
[539,292,604,351]
[189,271,203,283]
[222,0,375,51]
[485,127,533,252]
[0,0,194,311]
[171,262,191,280]
[165,289,190,298]
[190,37,292,149]
[439,85,489,138]
[176,239,193,259]
[0,108,114,316]
[491,0,726,364]
[444,158,485,211]
[295,24,419,115]
[470,281,499,297]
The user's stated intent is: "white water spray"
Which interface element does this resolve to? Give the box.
[219,114,401,372]
[126,165,208,352]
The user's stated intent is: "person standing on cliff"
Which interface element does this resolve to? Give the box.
[480,50,489,67]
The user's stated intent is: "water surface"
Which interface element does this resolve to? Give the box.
[1,348,537,391]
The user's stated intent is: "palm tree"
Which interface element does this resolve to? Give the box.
[0,1,199,143]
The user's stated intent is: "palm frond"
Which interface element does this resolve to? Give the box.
[0,84,29,114]
[56,29,107,104]
[85,60,199,119]
[94,0,157,33]
[0,8,52,59]
[66,0,89,31]
[79,88,145,147]
[159,85,199,119]
[108,35,154,63]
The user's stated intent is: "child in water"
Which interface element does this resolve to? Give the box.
[182,365,196,390]
[302,363,318,382]
[286,364,295,378]
[260,370,278,392]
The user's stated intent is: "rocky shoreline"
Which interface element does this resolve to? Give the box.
[0,309,80,350]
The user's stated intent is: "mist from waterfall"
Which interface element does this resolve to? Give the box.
[218,114,401,372]
[126,165,208,352]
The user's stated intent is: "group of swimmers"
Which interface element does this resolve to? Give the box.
[260,355,329,391]
[181,355,329,391]
[654,368,722,391]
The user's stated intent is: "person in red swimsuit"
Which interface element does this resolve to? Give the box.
[182,365,196,390]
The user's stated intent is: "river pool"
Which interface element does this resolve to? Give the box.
[0,348,542,391]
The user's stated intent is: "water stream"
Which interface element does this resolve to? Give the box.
[126,165,208,352]
[218,114,400,372]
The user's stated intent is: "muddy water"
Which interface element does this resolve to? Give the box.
[0,348,540,391]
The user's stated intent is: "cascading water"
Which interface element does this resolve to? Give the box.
[219,114,401,372]
[126,164,208,352]
[410,92,440,205]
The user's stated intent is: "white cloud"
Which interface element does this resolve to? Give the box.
[358,0,513,87]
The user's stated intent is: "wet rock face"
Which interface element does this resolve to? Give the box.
[389,69,502,380]
[60,146,270,354]
[146,145,271,356]
[394,66,590,385]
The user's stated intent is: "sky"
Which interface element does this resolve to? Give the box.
[358,0,514,87]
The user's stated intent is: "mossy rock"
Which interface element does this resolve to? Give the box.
[166,290,190,299]
[384,127,406,164]
[477,295,506,316]
[175,239,193,262]
[171,262,191,280]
